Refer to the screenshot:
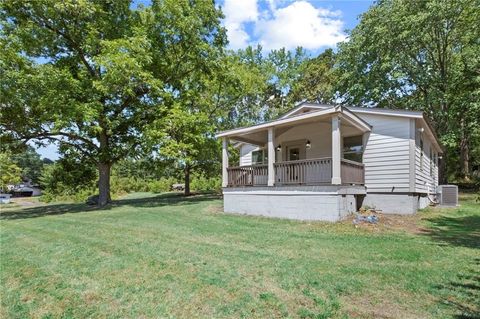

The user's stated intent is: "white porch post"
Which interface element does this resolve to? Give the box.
[222,137,229,188]
[267,127,275,186]
[331,116,342,185]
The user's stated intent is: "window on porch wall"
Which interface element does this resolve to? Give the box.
[252,149,268,165]
[343,135,363,163]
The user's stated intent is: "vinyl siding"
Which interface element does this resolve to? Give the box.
[357,114,411,193]
[414,128,438,193]
[239,144,259,166]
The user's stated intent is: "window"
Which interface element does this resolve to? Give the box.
[288,147,300,161]
[252,149,267,165]
[343,135,363,163]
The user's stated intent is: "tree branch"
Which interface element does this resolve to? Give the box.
[29,12,98,79]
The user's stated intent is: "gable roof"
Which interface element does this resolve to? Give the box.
[280,102,442,153]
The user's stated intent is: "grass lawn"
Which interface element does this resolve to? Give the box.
[1,192,479,318]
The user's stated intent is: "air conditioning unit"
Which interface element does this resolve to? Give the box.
[437,185,458,206]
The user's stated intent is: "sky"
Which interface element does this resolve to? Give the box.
[36,0,374,160]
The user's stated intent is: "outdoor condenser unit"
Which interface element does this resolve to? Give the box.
[437,185,458,206]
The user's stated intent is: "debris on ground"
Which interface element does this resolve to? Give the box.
[353,207,382,225]
[354,214,379,224]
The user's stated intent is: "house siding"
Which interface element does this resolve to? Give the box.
[239,144,259,166]
[357,114,411,193]
[276,122,333,161]
[414,122,438,194]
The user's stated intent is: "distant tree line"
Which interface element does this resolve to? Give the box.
[1,0,478,203]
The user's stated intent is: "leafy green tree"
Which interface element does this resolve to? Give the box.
[263,47,308,119]
[0,152,22,192]
[39,156,97,196]
[289,48,337,104]
[336,0,480,181]
[217,46,308,127]
[0,0,226,205]
[150,104,219,195]
[11,146,44,184]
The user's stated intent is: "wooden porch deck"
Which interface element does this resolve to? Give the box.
[227,157,364,187]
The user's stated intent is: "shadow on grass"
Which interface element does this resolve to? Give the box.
[0,192,220,220]
[421,215,480,250]
[435,258,480,319]
[423,204,480,318]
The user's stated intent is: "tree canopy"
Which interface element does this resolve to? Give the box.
[336,0,480,180]
[0,0,227,205]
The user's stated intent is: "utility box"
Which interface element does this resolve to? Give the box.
[437,185,458,206]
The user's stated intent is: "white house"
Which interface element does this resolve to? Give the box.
[216,103,442,221]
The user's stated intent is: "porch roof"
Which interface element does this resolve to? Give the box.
[216,106,371,144]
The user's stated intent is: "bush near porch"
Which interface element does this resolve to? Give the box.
[0,193,478,318]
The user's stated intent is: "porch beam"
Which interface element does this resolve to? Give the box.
[331,116,342,185]
[222,137,229,187]
[267,127,275,186]
[230,136,265,147]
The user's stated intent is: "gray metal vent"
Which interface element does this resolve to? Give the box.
[437,185,458,206]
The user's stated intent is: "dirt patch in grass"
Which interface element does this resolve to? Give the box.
[342,213,427,234]
[343,297,425,319]
[205,203,223,214]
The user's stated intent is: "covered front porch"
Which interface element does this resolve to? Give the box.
[217,106,371,188]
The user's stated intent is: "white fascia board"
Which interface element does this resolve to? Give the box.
[297,103,425,119]
[340,107,372,132]
[345,107,424,119]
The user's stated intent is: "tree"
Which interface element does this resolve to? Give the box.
[289,48,337,104]
[0,0,226,205]
[0,152,22,192]
[39,155,97,196]
[262,47,309,119]
[336,0,480,181]
[11,146,44,184]
[215,46,308,127]
[150,104,218,195]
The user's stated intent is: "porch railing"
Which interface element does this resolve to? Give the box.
[226,158,364,187]
[227,164,268,187]
[341,159,365,185]
[275,157,332,185]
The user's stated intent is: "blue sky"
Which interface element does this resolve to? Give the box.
[37,0,374,160]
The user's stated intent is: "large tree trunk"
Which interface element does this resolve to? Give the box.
[184,164,191,196]
[459,125,470,180]
[98,162,111,206]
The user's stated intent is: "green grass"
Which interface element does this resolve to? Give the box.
[1,192,479,318]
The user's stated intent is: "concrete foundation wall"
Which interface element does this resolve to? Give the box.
[417,195,429,210]
[223,187,361,221]
[363,193,429,214]
[223,187,429,220]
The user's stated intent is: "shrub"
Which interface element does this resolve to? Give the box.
[148,177,177,193]
[190,174,221,193]
[39,161,97,203]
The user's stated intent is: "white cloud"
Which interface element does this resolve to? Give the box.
[222,0,346,51]
[223,0,259,49]
[256,1,345,50]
